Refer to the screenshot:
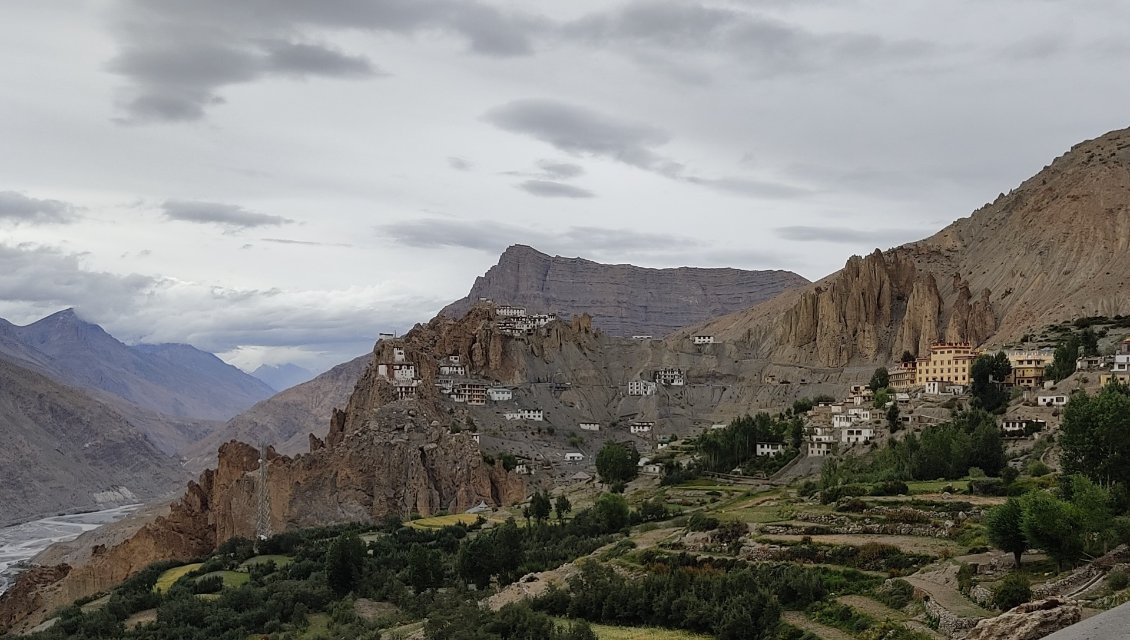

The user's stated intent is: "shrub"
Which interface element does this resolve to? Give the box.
[993,573,1031,611]
[1026,460,1051,477]
[687,513,720,531]
[874,579,914,610]
[870,480,909,496]
[957,563,974,594]
[1109,571,1129,591]
[835,498,868,513]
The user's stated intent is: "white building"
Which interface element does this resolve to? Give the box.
[497,305,527,317]
[841,427,874,444]
[895,393,911,404]
[1038,394,1069,407]
[756,442,786,457]
[641,463,663,475]
[833,414,856,429]
[628,379,658,396]
[692,335,716,345]
[808,441,834,457]
[439,356,466,376]
[488,388,513,402]
[632,335,653,340]
[503,409,544,421]
[710,423,727,430]
[630,422,654,434]
[472,433,480,443]
[654,368,686,386]
[514,463,531,475]
[392,347,406,363]
[565,452,584,463]
[579,422,601,431]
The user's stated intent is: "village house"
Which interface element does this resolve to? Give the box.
[1037,394,1069,407]
[925,381,965,396]
[565,452,584,463]
[641,463,663,475]
[630,421,654,434]
[1001,418,1046,437]
[394,380,418,400]
[579,422,601,431]
[889,362,917,391]
[841,427,875,444]
[392,346,406,363]
[846,408,873,421]
[488,387,513,402]
[496,304,527,318]
[710,423,727,430]
[452,381,488,406]
[627,379,658,396]
[895,392,911,404]
[438,355,466,377]
[631,335,653,340]
[1005,349,1055,388]
[472,434,480,443]
[1100,338,1130,386]
[756,442,786,457]
[503,409,544,421]
[915,342,978,387]
[436,377,455,393]
[654,367,686,386]
[849,385,868,395]
[833,414,856,429]
[692,335,716,345]
[514,463,530,475]
[1076,355,1110,371]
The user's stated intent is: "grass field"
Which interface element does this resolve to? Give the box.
[240,554,293,569]
[153,563,203,593]
[196,570,250,589]
[408,514,482,529]
[907,480,970,494]
[299,613,330,639]
[555,619,711,640]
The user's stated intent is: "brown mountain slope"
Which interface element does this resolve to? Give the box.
[686,126,1130,366]
[441,244,809,337]
[183,354,369,469]
[0,355,185,527]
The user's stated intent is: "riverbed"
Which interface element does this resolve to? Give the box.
[0,505,141,594]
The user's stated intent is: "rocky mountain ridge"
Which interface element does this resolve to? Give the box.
[442,245,809,337]
[0,354,185,527]
[686,126,1130,366]
[0,309,275,452]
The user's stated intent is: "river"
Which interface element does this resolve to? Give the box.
[0,505,141,595]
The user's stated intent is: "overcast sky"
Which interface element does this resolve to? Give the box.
[2,0,1129,373]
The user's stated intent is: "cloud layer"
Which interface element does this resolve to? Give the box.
[0,191,78,225]
[161,200,293,228]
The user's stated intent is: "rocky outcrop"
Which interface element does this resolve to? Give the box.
[0,565,71,632]
[687,126,1130,365]
[0,309,528,634]
[441,244,809,337]
[966,598,1082,640]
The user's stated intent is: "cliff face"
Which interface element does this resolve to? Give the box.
[689,126,1130,365]
[441,245,809,337]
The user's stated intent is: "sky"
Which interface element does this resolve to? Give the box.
[1,0,1129,373]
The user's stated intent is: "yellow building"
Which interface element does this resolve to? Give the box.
[1004,350,1054,388]
[915,342,978,386]
[889,362,917,390]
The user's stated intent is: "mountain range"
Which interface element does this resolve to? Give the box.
[251,363,316,392]
[441,244,810,337]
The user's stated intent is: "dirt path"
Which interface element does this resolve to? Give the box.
[904,576,992,620]
[781,612,855,640]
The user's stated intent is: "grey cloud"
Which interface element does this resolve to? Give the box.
[162,200,294,228]
[485,99,808,198]
[0,244,154,319]
[448,156,473,171]
[775,225,929,245]
[536,160,584,179]
[561,1,933,80]
[261,41,382,77]
[517,180,594,199]
[484,99,677,173]
[378,216,695,256]
[260,238,353,247]
[108,0,540,122]
[0,191,79,224]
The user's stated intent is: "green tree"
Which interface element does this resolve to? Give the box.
[886,403,901,433]
[592,493,630,533]
[554,494,572,523]
[1046,335,1081,382]
[986,498,1027,568]
[1068,475,1115,555]
[1060,385,1130,488]
[869,367,890,392]
[971,352,1011,412]
[407,543,444,592]
[873,388,891,408]
[529,490,552,524]
[595,442,640,485]
[1021,491,1083,571]
[969,419,1006,477]
[325,533,365,596]
[1080,327,1100,358]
